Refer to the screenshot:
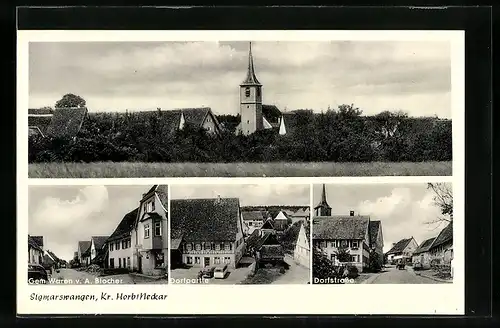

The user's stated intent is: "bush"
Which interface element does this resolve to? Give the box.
[102,268,130,276]
[347,266,359,279]
[28,108,452,164]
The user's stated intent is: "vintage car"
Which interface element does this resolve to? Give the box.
[200,266,215,279]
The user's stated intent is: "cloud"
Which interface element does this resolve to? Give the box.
[172,184,310,206]
[28,40,451,117]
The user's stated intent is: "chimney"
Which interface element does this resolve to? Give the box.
[350,210,355,216]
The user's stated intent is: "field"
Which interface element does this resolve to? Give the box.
[28,161,452,178]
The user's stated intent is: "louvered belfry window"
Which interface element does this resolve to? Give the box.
[245,87,250,97]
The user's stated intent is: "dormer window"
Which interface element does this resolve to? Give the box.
[245,87,250,97]
[145,199,154,213]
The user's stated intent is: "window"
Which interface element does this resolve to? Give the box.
[330,254,336,262]
[224,257,231,264]
[330,242,335,248]
[154,221,162,236]
[127,257,131,268]
[118,258,122,268]
[110,243,114,251]
[245,87,250,97]
[350,255,357,262]
[123,258,126,268]
[215,243,221,251]
[122,240,126,249]
[186,256,192,265]
[214,257,221,265]
[341,240,348,247]
[224,243,231,251]
[186,243,193,251]
[195,243,201,251]
[195,257,200,264]
[116,241,120,250]
[144,224,150,239]
[110,258,114,268]
[155,252,164,268]
[249,222,253,226]
[352,241,359,249]
[204,242,211,250]
[128,239,131,248]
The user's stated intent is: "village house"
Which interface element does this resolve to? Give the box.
[88,236,109,267]
[77,241,92,266]
[312,184,384,272]
[170,196,246,269]
[385,237,419,265]
[28,107,88,139]
[106,207,138,270]
[133,185,169,276]
[428,222,453,266]
[411,237,436,269]
[293,221,310,268]
[28,235,44,264]
[241,210,266,235]
[289,207,310,224]
[245,222,285,264]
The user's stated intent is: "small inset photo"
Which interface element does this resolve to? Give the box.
[28,185,169,285]
[312,183,453,284]
[170,184,311,285]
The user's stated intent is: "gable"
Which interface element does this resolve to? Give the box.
[274,211,288,221]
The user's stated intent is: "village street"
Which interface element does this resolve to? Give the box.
[47,268,168,285]
[272,255,310,284]
[361,265,442,284]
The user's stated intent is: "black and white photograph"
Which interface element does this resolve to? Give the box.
[312,183,453,284]
[28,185,169,285]
[169,184,310,285]
[27,40,452,178]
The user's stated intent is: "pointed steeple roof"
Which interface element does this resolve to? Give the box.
[241,42,261,86]
[314,184,332,209]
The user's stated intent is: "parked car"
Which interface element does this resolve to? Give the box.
[214,264,228,279]
[201,266,215,279]
[396,261,405,270]
[28,263,48,283]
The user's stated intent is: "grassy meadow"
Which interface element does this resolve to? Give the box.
[28,161,452,178]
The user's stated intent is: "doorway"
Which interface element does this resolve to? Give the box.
[204,257,210,267]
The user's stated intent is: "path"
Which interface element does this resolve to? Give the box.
[272,255,310,284]
[365,266,441,284]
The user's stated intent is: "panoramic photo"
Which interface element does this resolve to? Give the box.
[28,185,169,285]
[169,184,311,285]
[312,183,453,284]
[27,40,452,178]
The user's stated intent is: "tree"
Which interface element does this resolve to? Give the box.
[312,247,343,281]
[55,93,86,108]
[335,244,352,263]
[368,249,382,272]
[427,182,453,225]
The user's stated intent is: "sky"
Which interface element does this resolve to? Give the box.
[28,185,155,262]
[172,184,310,207]
[312,183,452,253]
[28,41,451,118]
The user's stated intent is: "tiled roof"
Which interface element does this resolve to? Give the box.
[262,105,282,123]
[182,107,211,127]
[413,237,436,255]
[91,236,109,250]
[28,236,43,252]
[386,237,413,255]
[260,245,284,259]
[312,216,370,240]
[368,221,381,248]
[46,107,88,138]
[170,198,241,242]
[156,185,169,211]
[429,222,453,250]
[261,218,275,230]
[241,211,265,221]
[31,236,44,248]
[28,116,52,133]
[280,221,303,244]
[78,241,91,254]
[108,207,138,242]
[29,108,54,115]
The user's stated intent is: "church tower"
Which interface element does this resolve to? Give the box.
[314,184,332,217]
[239,42,263,136]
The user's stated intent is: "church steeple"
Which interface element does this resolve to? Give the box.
[241,42,261,86]
[314,184,332,217]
